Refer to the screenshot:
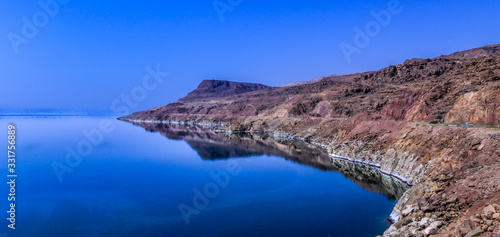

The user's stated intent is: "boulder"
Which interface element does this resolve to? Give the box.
[464,229,484,237]
[418,217,431,228]
[402,205,416,216]
[484,205,496,217]
[423,221,443,235]
[485,220,493,226]
[493,204,500,212]
[446,197,458,204]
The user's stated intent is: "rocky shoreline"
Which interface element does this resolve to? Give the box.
[119,116,500,237]
[118,44,500,236]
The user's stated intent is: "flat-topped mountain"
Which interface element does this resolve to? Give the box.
[178,79,271,102]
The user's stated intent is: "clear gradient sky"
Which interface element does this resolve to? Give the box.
[1,0,499,113]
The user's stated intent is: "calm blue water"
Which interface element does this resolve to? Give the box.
[0,117,402,237]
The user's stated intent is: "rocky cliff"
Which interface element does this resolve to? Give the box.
[120,44,500,236]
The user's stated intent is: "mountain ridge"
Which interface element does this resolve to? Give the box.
[121,44,500,126]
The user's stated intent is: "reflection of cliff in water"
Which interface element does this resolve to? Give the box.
[128,122,409,200]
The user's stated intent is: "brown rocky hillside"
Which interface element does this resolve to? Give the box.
[121,44,500,126]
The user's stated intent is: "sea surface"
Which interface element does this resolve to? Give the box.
[0,117,408,237]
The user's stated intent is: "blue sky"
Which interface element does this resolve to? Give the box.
[1,0,499,113]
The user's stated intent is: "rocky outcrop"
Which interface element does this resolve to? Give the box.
[444,89,500,125]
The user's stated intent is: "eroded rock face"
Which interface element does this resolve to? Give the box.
[261,114,499,237]
[444,89,500,125]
